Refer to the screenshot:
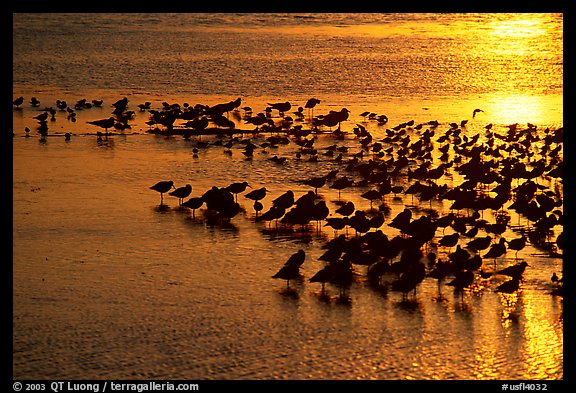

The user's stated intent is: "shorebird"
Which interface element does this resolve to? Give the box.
[304,98,321,118]
[13,96,24,109]
[310,264,334,294]
[182,197,204,218]
[506,235,527,260]
[495,277,520,294]
[150,180,175,205]
[335,201,355,217]
[273,250,305,290]
[473,108,484,118]
[284,249,306,269]
[496,261,528,280]
[226,181,251,202]
[483,237,507,272]
[330,175,354,199]
[267,101,291,115]
[87,117,116,134]
[169,184,192,205]
[360,189,382,211]
[245,187,268,202]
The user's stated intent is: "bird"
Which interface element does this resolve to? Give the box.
[226,181,251,202]
[446,269,475,297]
[169,184,192,205]
[30,97,40,107]
[253,201,264,216]
[268,101,291,115]
[272,264,301,290]
[272,190,295,210]
[182,197,204,218]
[360,189,382,211]
[389,208,412,232]
[472,108,484,118]
[467,235,492,252]
[495,277,521,294]
[496,261,528,280]
[273,250,305,290]
[245,187,268,202]
[150,180,175,205]
[483,238,507,260]
[303,175,327,195]
[506,235,527,260]
[310,264,335,294]
[438,232,460,250]
[13,96,24,109]
[87,117,116,134]
[284,249,306,269]
[330,175,354,199]
[304,98,321,118]
[335,201,355,217]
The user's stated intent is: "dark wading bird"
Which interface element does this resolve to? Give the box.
[87,117,116,134]
[182,197,204,218]
[226,181,251,202]
[272,249,306,290]
[150,180,175,205]
[169,184,192,205]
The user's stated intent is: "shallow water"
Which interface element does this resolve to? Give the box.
[12,13,563,380]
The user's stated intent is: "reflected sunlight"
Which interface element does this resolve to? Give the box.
[489,17,548,38]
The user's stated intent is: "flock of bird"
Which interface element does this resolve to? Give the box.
[140,96,564,304]
[13,94,564,303]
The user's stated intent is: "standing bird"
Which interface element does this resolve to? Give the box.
[495,277,521,294]
[267,101,291,116]
[284,249,306,269]
[87,117,116,134]
[150,180,175,205]
[305,98,321,118]
[245,187,269,202]
[360,189,382,211]
[169,184,192,205]
[226,181,251,202]
[496,261,529,280]
[272,249,305,290]
[446,269,475,302]
[483,237,507,272]
[182,197,204,218]
[310,264,335,294]
[506,235,527,260]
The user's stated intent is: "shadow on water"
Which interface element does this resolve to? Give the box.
[153,204,172,213]
[393,297,423,313]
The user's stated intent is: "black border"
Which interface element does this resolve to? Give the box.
[6,4,573,391]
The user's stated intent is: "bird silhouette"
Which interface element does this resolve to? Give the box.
[87,117,116,134]
[310,264,335,294]
[13,96,24,109]
[284,249,306,269]
[169,184,192,205]
[245,187,268,202]
[182,197,204,218]
[150,180,175,205]
[335,201,355,217]
[472,108,484,118]
[495,277,520,294]
[506,235,527,260]
[496,261,528,280]
[226,181,251,202]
